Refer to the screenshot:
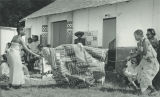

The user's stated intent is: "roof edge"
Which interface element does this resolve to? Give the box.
[20,0,132,21]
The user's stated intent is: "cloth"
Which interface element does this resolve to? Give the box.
[6,42,25,85]
[42,44,107,85]
[136,38,159,91]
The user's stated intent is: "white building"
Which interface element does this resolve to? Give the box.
[22,0,160,73]
[0,26,17,55]
[22,0,160,48]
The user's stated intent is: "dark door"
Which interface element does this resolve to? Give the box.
[103,18,116,48]
[103,18,116,71]
[52,20,67,47]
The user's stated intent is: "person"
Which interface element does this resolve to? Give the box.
[31,35,40,53]
[26,37,33,71]
[6,25,40,89]
[27,37,33,49]
[74,31,86,45]
[28,35,40,71]
[127,29,159,95]
[0,54,9,80]
[5,42,11,54]
[146,28,160,90]
[146,28,159,52]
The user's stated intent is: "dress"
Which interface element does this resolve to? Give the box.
[136,38,159,91]
[6,42,25,85]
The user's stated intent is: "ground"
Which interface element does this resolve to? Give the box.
[0,73,160,97]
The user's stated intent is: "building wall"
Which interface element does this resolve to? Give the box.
[25,16,48,37]
[153,0,160,38]
[73,0,155,47]
[47,12,73,44]
[0,27,17,55]
[25,0,160,47]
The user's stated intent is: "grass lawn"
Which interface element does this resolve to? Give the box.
[0,73,160,97]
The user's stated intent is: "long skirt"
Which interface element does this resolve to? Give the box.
[137,58,159,91]
[7,44,25,85]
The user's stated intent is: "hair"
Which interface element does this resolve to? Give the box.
[46,44,51,47]
[147,28,156,36]
[2,54,7,61]
[16,24,24,35]
[38,44,43,49]
[134,29,144,37]
[7,42,11,47]
[33,35,39,41]
[28,37,32,41]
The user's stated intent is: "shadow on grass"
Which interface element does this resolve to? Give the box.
[105,71,127,88]
[0,83,90,90]
[100,87,137,95]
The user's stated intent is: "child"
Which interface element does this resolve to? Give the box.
[0,54,9,82]
[124,49,139,89]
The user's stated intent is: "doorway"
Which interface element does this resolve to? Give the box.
[52,20,67,47]
[103,17,116,71]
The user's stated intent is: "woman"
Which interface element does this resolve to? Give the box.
[128,29,159,95]
[146,28,159,52]
[6,25,40,89]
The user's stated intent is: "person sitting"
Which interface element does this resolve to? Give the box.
[31,35,40,53]
[27,37,33,49]
[0,54,9,81]
[74,31,86,45]
[28,35,40,72]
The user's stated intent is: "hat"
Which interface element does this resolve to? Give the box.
[75,31,84,37]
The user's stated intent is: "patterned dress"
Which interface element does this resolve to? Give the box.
[136,38,159,91]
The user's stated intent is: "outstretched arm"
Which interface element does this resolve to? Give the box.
[20,38,40,57]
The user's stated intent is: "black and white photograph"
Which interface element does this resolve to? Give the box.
[0,0,160,97]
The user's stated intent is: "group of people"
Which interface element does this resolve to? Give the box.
[0,25,53,89]
[124,28,160,96]
[1,23,160,96]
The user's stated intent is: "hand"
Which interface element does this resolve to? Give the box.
[35,54,41,58]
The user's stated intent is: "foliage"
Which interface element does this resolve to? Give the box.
[0,0,55,27]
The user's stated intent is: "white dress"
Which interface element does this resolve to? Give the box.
[6,42,25,85]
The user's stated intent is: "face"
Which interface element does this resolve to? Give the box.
[33,36,38,41]
[28,39,32,43]
[19,28,26,36]
[134,33,141,41]
[146,31,153,39]
[77,35,82,38]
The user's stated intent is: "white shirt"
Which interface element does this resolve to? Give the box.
[30,41,40,53]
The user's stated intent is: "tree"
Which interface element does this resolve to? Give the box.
[0,0,55,27]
